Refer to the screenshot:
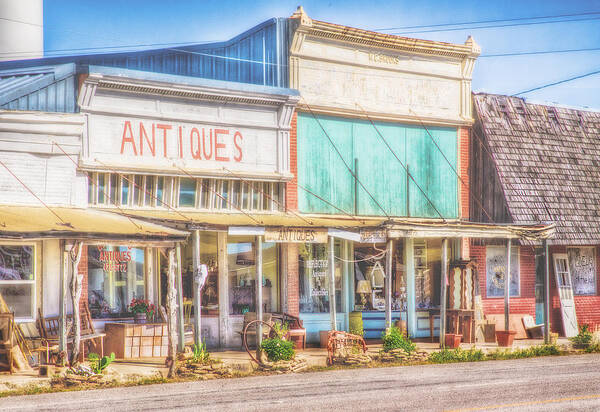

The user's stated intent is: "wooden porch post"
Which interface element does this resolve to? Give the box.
[385,239,393,330]
[255,235,263,348]
[58,240,67,365]
[175,244,185,352]
[440,238,448,348]
[405,238,416,338]
[328,236,337,331]
[543,239,550,343]
[166,248,178,378]
[68,241,83,366]
[505,239,512,331]
[192,230,202,347]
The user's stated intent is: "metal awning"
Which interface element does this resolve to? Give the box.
[0,205,188,241]
[386,220,555,240]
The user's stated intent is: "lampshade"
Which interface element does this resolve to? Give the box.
[356,280,372,294]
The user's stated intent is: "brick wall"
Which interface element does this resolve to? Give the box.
[285,112,298,211]
[458,127,470,220]
[286,243,299,317]
[471,244,536,317]
[78,245,88,312]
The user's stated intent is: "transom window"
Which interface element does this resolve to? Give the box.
[88,173,283,212]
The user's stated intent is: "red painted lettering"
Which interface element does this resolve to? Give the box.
[139,122,156,157]
[233,131,243,162]
[120,121,137,155]
[214,129,229,162]
[202,128,213,160]
[190,128,202,160]
[178,126,183,158]
[156,123,172,157]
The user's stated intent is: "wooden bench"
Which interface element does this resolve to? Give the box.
[272,312,306,350]
[38,302,105,361]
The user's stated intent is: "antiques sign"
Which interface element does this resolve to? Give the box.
[264,227,328,243]
[360,229,386,243]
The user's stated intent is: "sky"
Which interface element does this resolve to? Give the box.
[38,0,600,109]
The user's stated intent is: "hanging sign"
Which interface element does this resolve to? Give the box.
[264,227,328,243]
[360,229,387,243]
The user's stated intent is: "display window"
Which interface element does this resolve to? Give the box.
[88,245,145,318]
[486,245,520,298]
[227,236,279,315]
[0,244,36,319]
[299,242,342,313]
[567,247,596,296]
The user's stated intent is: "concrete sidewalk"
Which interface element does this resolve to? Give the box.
[0,338,571,392]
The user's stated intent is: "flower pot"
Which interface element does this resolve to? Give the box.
[134,312,147,324]
[445,333,462,349]
[496,330,516,347]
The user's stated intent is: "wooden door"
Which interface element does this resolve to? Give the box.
[553,253,578,337]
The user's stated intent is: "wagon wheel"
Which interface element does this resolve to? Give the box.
[243,319,276,364]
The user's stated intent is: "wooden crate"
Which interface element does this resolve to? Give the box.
[104,322,168,359]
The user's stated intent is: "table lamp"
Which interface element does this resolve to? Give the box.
[356,280,372,308]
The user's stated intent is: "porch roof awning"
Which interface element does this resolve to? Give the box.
[0,205,189,241]
[119,209,388,229]
[386,220,556,240]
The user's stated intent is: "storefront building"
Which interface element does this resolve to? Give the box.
[471,93,600,337]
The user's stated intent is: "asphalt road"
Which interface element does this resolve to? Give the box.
[2,353,600,411]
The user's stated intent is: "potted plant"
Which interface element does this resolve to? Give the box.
[128,298,155,324]
[495,330,517,347]
[444,333,462,349]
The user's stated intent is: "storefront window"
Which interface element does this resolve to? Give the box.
[0,245,35,319]
[88,245,145,318]
[568,247,596,296]
[486,245,519,297]
[177,233,219,315]
[228,236,279,315]
[414,239,442,309]
[299,242,342,313]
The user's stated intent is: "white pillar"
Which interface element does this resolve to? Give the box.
[385,239,393,330]
[440,238,448,347]
[192,230,202,347]
[58,240,67,355]
[217,232,229,347]
[175,244,185,351]
[328,236,337,331]
[405,238,416,337]
[504,239,512,331]
[256,236,263,346]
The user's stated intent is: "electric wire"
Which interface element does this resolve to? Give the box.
[296,183,365,224]
[0,158,72,227]
[514,68,600,96]
[302,98,391,219]
[356,103,447,222]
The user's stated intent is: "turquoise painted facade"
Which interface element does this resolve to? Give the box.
[297,113,459,218]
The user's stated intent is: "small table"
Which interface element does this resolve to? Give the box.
[427,308,475,343]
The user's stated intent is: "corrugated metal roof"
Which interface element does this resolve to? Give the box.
[0,205,188,241]
[0,18,290,89]
[0,64,77,112]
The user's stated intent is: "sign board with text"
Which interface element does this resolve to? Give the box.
[264,227,328,243]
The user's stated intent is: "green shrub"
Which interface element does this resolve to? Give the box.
[585,343,600,353]
[260,338,295,362]
[486,344,562,360]
[429,347,484,364]
[382,327,416,354]
[88,352,115,374]
[570,324,594,349]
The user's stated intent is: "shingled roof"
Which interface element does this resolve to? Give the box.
[473,93,600,245]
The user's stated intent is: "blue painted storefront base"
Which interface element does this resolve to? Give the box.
[300,313,348,344]
[363,310,441,339]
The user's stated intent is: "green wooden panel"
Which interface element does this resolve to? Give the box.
[297,113,458,219]
[297,113,354,214]
[353,121,407,216]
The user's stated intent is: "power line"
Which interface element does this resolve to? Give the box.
[296,183,365,224]
[514,67,600,95]
[355,103,447,222]
[389,16,600,35]
[0,158,72,228]
[480,47,600,58]
[302,98,391,219]
[375,10,600,31]
[0,16,43,27]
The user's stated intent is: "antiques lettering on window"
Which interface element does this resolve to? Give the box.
[97,245,132,272]
[486,246,519,297]
[568,248,596,295]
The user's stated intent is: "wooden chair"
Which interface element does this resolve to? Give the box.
[522,315,544,339]
[273,313,306,350]
[0,313,15,373]
[19,321,58,365]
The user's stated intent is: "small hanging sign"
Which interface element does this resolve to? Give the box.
[264,227,328,243]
